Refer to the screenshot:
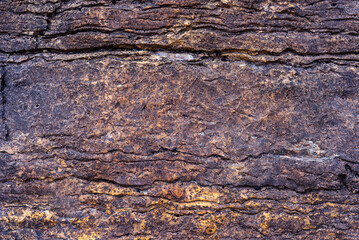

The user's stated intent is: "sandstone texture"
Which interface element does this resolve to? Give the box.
[0,0,359,239]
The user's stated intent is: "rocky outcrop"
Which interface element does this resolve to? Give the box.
[0,0,358,239]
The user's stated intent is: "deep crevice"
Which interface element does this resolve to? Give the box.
[0,66,9,141]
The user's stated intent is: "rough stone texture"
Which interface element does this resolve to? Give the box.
[0,0,359,239]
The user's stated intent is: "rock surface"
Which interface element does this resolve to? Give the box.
[0,0,359,239]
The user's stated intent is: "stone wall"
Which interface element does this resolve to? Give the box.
[0,0,358,239]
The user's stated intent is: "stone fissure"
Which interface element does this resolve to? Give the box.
[0,66,8,141]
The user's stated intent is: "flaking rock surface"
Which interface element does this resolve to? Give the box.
[0,0,359,239]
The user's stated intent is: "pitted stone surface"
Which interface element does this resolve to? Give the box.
[0,0,358,239]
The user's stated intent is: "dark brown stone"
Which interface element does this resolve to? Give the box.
[0,0,358,239]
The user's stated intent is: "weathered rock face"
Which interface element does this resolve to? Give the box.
[0,0,359,239]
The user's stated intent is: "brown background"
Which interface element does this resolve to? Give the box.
[0,0,358,239]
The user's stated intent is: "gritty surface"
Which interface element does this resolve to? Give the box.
[0,0,359,239]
